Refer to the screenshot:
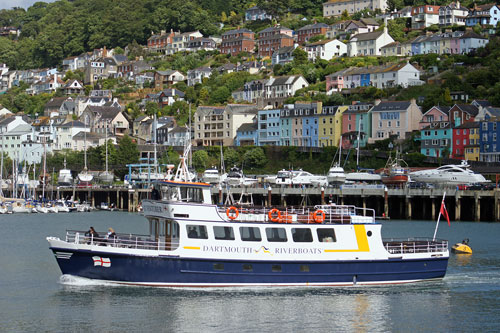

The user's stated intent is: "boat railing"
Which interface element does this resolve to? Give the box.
[65,230,177,251]
[218,204,376,224]
[383,238,448,254]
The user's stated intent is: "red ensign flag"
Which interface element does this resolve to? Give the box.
[440,200,450,226]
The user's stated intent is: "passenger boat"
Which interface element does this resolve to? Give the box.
[47,180,449,287]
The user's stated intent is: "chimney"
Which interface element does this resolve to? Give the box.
[103,46,107,57]
[374,99,382,106]
[383,18,388,34]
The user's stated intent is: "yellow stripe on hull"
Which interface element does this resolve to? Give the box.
[324,225,370,253]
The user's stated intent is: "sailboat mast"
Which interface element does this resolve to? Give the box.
[338,135,342,165]
[42,139,46,200]
[153,114,157,175]
[356,117,361,168]
[105,125,109,173]
[0,133,3,196]
[84,121,87,171]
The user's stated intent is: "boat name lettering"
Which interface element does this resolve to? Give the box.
[202,245,254,253]
[143,205,164,213]
[274,248,323,255]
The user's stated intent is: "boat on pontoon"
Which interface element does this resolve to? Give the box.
[47,172,449,287]
[409,160,488,184]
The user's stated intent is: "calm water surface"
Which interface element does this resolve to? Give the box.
[1,211,499,332]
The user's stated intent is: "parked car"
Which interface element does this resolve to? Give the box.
[467,183,483,190]
[457,184,469,190]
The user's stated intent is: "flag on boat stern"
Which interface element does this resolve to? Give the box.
[440,198,450,226]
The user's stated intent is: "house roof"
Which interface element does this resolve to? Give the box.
[160,88,185,98]
[371,101,412,112]
[455,121,480,129]
[297,23,329,31]
[156,70,181,76]
[223,28,254,35]
[258,33,294,41]
[485,107,500,117]
[85,106,122,119]
[58,120,85,128]
[472,99,491,108]
[45,97,68,108]
[350,30,384,42]
[237,122,257,132]
[258,26,292,34]
[266,75,306,86]
[274,46,295,55]
[454,104,479,116]
[305,39,338,46]
[169,126,188,134]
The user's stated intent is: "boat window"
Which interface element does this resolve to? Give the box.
[242,264,253,272]
[239,227,262,241]
[265,227,288,242]
[317,228,337,242]
[179,187,203,203]
[213,263,224,271]
[213,226,235,240]
[291,228,313,242]
[272,264,282,272]
[186,225,208,239]
[300,265,310,272]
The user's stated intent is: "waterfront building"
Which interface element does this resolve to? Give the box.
[167,126,190,147]
[452,121,480,160]
[341,103,373,148]
[369,100,422,143]
[317,105,337,147]
[323,0,388,17]
[448,104,478,127]
[419,105,450,130]
[479,118,500,162]
[420,121,452,158]
[235,122,258,146]
[194,104,258,146]
[257,109,281,146]
[55,120,87,151]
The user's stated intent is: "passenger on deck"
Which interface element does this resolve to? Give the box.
[85,227,100,244]
[106,227,116,243]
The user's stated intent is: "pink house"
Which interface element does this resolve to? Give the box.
[419,105,450,129]
[326,68,349,93]
[449,38,461,54]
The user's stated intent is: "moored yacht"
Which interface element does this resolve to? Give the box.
[327,165,346,184]
[409,160,488,184]
[58,160,73,186]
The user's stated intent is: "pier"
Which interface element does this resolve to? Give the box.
[3,185,499,221]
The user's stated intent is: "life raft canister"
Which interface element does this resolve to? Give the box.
[226,206,239,220]
[313,209,325,223]
[268,208,282,222]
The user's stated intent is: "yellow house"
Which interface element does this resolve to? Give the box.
[318,105,347,147]
[465,123,480,161]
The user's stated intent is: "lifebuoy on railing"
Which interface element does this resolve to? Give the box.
[268,208,281,222]
[313,209,325,223]
[226,206,239,220]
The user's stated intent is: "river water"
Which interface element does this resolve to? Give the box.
[1,211,499,332]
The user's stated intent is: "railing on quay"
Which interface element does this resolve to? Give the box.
[383,238,448,254]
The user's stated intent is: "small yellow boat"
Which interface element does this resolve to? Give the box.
[452,239,472,254]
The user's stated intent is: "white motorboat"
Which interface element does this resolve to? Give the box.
[202,167,227,184]
[54,200,70,213]
[224,166,258,187]
[274,169,327,187]
[58,159,73,186]
[35,204,49,214]
[327,165,346,184]
[409,160,488,184]
[345,169,381,182]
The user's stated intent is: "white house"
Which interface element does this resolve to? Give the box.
[304,39,347,61]
[264,75,309,108]
[3,124,48,164]
[368,63,424,89]
[323,0,388,17]
[167,126,190,146]
[347,26,394,57]
[439,1,469,26]
[55,120,88,151]
[187,67,212,86]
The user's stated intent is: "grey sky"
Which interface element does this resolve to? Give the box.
[1,0,56,10]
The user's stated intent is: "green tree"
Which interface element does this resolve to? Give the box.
[292,47,308,66]
[243,147,267,169]
[224,148,240,167]
[116,135,139,168]
[192,149,209,171]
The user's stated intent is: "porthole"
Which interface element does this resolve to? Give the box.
[367,231,372,237]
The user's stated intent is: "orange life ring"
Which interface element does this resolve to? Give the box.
[268,208,281,222]
[313,209,325,223]
[226,206,239,220]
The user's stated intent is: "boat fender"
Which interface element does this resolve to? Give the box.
[313,210,325,223]
[268,208,282,222]
[226,206,239,220]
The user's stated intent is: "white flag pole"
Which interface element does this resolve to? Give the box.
[433,192,446,241]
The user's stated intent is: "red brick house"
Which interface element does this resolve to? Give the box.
[220,28,255,55]
[296,23,329,44]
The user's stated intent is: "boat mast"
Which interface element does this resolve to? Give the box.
[42,138,46,200]
[338,135,342,166]
[153,114,157,175]
[356,117,361,169]
[0,132,3,197]
[105,123,109,175]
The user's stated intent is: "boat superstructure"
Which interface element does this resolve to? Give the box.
[409,160,488,184]
[47,179,449,287]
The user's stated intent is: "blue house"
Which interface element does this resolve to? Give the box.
[479,120,500,162]
[235,123,258,146]
[280,107,293,146]
[466,4,500,27]
[302,115,319,147]
[360,73,371,87]
[257,109,281,146]
[420,121,452,157]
